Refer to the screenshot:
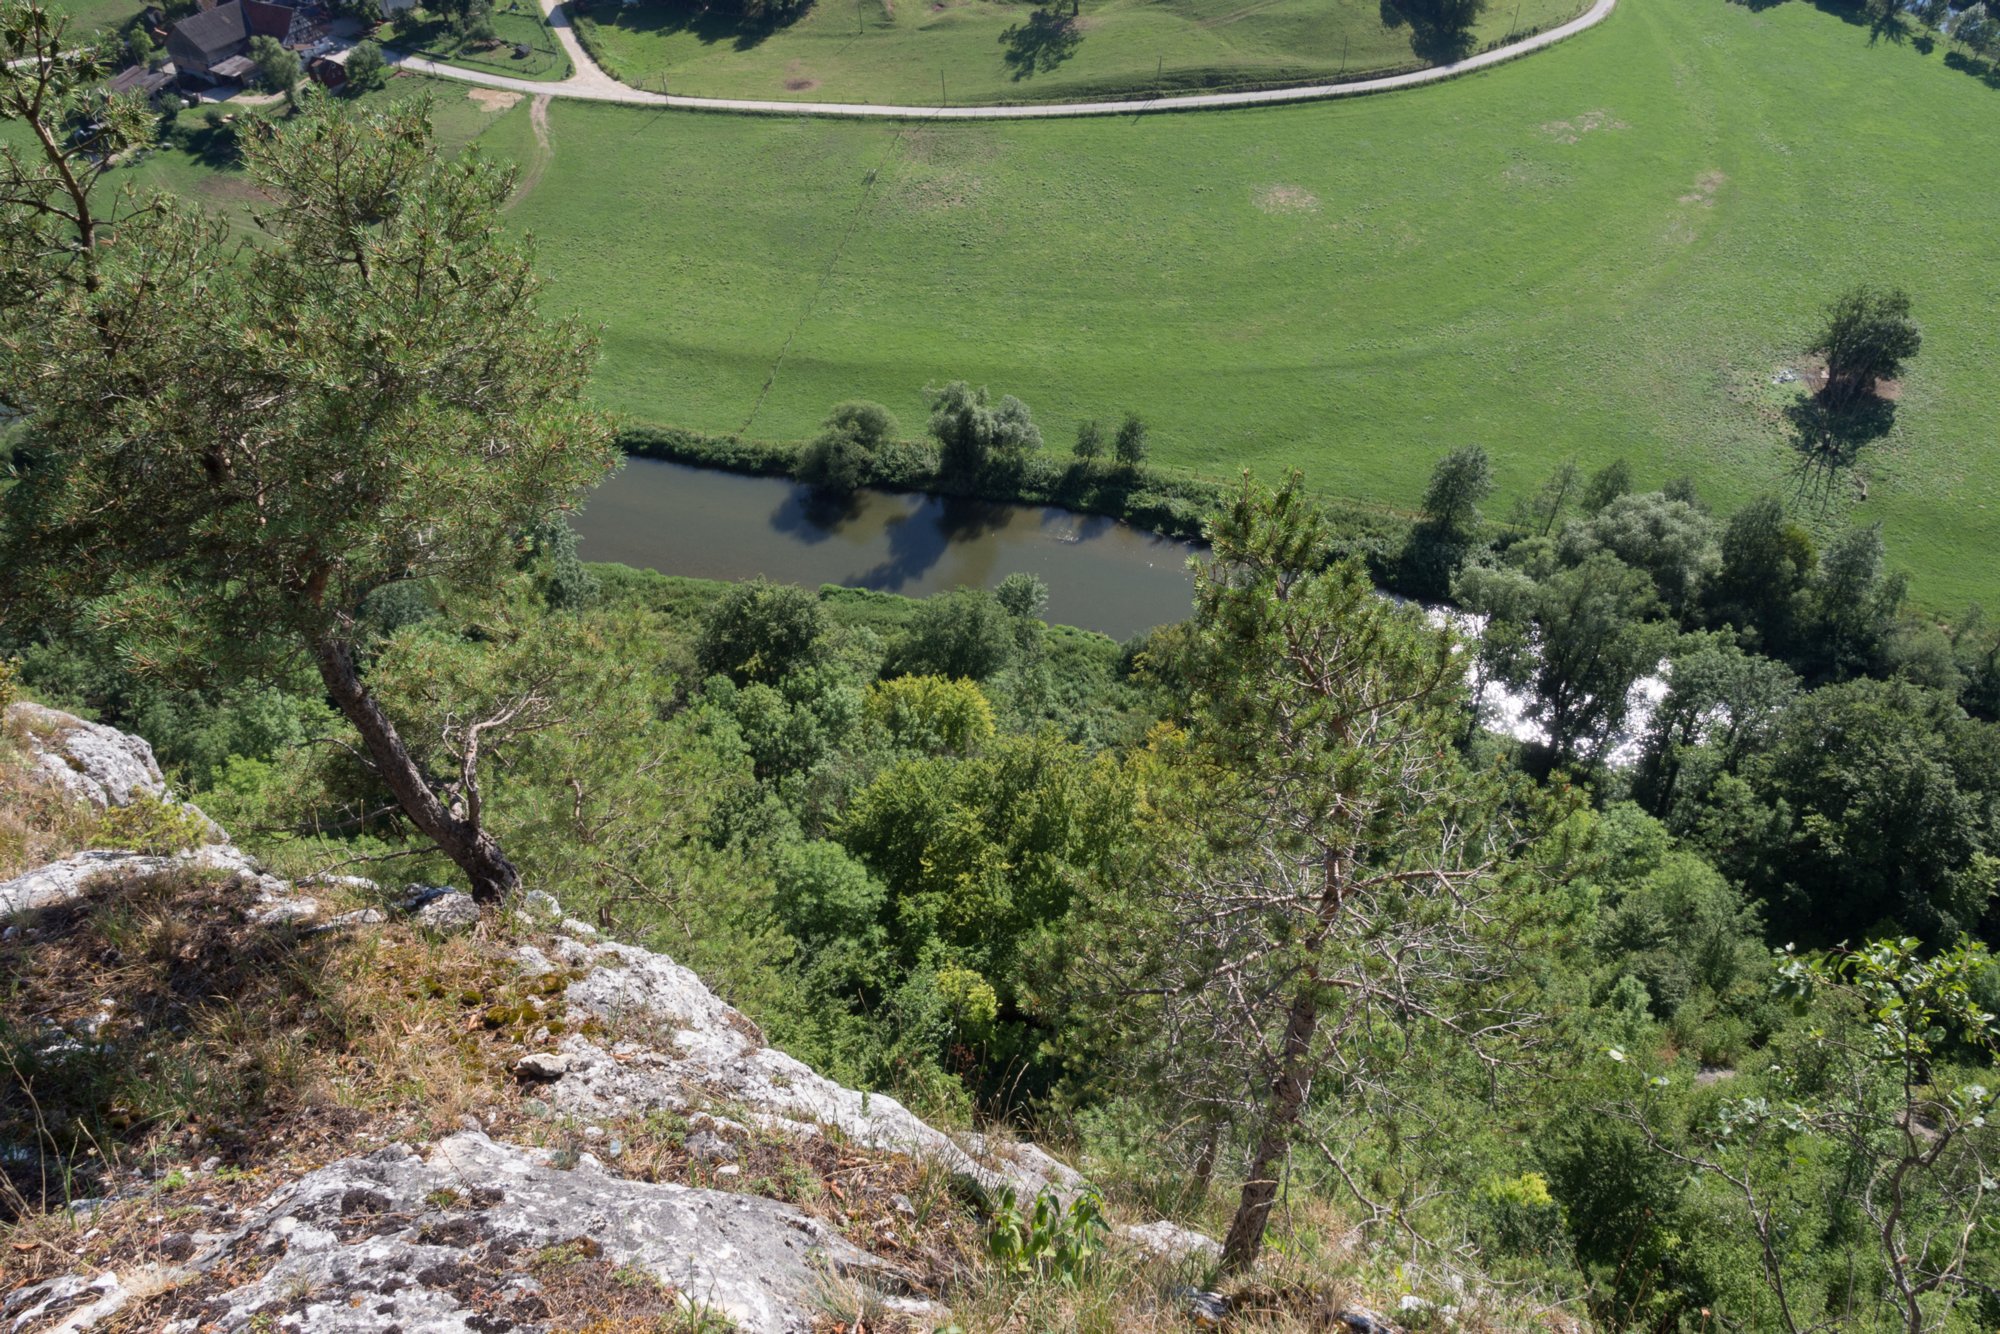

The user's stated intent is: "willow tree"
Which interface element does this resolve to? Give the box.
[0,14,612,902]
[1082,476,1541,1273]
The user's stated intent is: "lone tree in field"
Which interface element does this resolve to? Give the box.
[1084,476,1539,1274]
[0,17,612,904]
[1808,285,1920,409]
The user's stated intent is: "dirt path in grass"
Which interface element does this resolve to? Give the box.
[508,94,554,206]
[388,0,1615,119]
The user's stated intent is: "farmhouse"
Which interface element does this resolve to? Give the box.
[106,63,176,100]
[164,0,313,84]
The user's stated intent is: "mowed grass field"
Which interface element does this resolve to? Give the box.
[0,72,539,231]
[508,0,2000,610]
[570,0,1584,104]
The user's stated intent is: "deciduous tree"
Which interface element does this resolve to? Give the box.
[1626,939,2000,1334]
[1808,285,1921,409]
[928,381,1041,479]
[344,40,387,93]
[1113,411,1148,468]
[249,33,300,97]
[695,578,829,686]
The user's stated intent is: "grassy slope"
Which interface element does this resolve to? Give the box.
[45,0,140,37]
[511,0,2000,610]
[571,0,1584,104]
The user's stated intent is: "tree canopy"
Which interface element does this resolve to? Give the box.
[0,78,612,901]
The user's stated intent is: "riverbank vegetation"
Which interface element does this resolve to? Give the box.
[11,465,2000,1321]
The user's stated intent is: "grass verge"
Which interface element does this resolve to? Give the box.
[564,0,1588,106]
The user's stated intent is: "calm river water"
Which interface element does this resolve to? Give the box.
[578,460,1670,763]
[574,459,1204,640]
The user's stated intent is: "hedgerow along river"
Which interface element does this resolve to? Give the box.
[574,458,1205,640]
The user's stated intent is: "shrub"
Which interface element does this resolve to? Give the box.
[883,589,1014,681]
[695,578,828,686]
[985,1186,1108,1286]
[94,794,216,855]
[772,839,885,944]
[935,963,998,1036]
[864,675,995,755]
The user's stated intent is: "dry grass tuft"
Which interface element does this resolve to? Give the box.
[0,725,98,881]
[0,867,530,1271]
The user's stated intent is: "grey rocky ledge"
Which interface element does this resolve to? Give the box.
[12,1131,901,1334]
[522,934,1089,1204]
[8,700,170,809]
[0,844,270,918]
[2,711,1222,1332]
[5,700,227,841]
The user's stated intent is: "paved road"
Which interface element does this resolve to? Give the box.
[392,0,1615,119]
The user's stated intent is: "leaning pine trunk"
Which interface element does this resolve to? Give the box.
[1220,980,1322,1274]
[1221,845,1350,1275]
[311,636,522,905]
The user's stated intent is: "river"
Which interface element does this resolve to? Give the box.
[576,459,1666,764]
[573,458,1204,641]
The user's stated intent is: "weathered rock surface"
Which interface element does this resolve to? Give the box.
[7,701,168,810]
[1119,1218,1225,1266]
[1,712,1234,1334]
[9,1132,898,1334]
[521,935,1088,1203]
[403,885,483,932]
[0,844,265,918]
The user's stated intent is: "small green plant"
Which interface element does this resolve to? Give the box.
[0,657,19,715]
[984,1185,1107,1287]
[93,795,213,856]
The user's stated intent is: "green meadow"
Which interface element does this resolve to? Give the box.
[569,0,1583,104]
[507,0,2000,609]
[23,0,2000,610]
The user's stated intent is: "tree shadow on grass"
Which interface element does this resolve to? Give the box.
[1377,0,1476,64]
[999,8,1082,79]
[570,0,809,53]
[1785,391,1896,514]
[1737,0,2000,77]
[1943,49,2000,90]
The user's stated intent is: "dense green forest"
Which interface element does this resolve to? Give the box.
[3,13,1998,1331]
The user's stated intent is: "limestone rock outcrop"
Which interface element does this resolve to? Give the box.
[161,1130,898,1333]
[8,700,169,809]
[522,934,1089,1203]
[1,710,1220,1332]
